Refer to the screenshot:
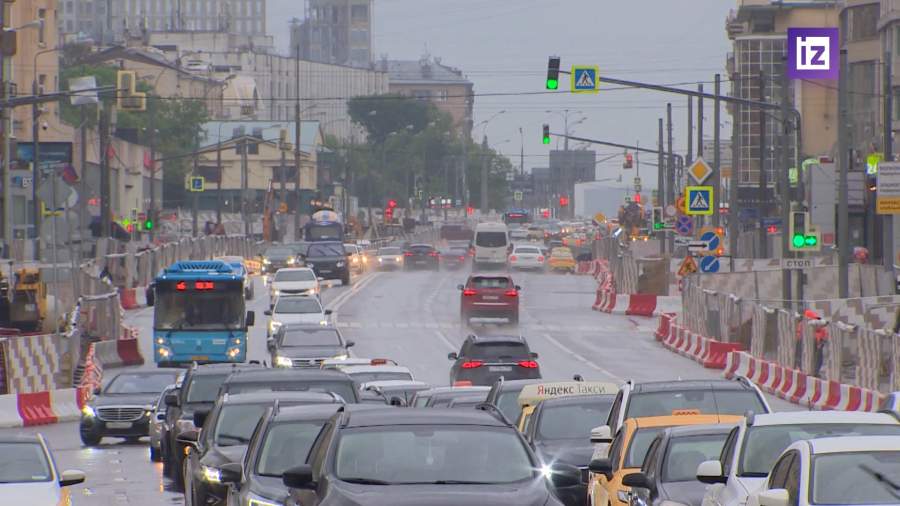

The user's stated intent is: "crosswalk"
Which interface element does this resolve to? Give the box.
[334,320,606,332]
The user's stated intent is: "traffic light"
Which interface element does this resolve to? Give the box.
[542,209,550,219]
[384,207,394,221]
[387,199,398,209]
[542,124,550,145]
[559,196,569,207]
[546,57,561,90]
[623,152,633,169]
[633,193,641,203]
[116,70,146,111]
[788,211,821,251]
[651,207,663,230]
[466,206,474,216]
[143,215,154,231]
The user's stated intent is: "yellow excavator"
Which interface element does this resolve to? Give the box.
[0,268,48,333]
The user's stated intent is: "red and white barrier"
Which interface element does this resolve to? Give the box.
[120,288,139,310]
[656,314,743,369]
[93,338,144,369]
[0,387,90,428]
[723,351,882,411]
[593,292,680,318]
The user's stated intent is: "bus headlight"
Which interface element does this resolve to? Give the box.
[332,352,349,361]
[275,355,293,368]
[157,346,172,358]
[226,347,241,359]
[263,258,271,265]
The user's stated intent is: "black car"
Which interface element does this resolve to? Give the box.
[181,391,342,506]
[403,243,440,271]
[521,395,616,506]
[421,386,490,407]
[439,247,469,270]
[624,425,734,506]
[262,245,300,274]
[217,368,360,404]
[221,404,346,506]
[304,242,351,285]
[359,380,432,406]
[272,406,576,505]
[161,363,263,487]
[485,378,544,423]
[268,324,355,369]
[448,335,541,386]
[80,370,180,446]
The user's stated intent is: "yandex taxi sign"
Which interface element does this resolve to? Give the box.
[518,381,618,406]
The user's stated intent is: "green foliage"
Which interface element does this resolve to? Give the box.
[347,94,433,145]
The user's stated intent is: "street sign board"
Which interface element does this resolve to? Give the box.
[688,241,708,252]
[675,215,694,236]
[782,258,813,270]
[687,157,714,184]
[685,186,714,215]
[665,204,676,217]
[674,235,692,247]
[571,66,599,93]
[514,191,523,201]
[189,176,205,192]
[700,255,720,273]
[700,230,721,253]
[876,162,900,214]
[593,212,606,224]
[677,256,698,277]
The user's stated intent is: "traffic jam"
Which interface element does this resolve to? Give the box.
[8,211,900,506]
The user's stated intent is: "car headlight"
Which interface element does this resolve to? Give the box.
[176,418,196,433]
[332,352,349,360]
[263,258,271,265]
[287,257,296,265]
[275,355,293,367]
[81,406,95,418]
[268,321,282,333]
[378,258,383,263]
[247,493,283,506]
[201,465,222,483]
[336,261,345,267]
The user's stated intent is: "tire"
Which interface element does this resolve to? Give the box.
[172,450,185,491]
[341,273,351,286]
[162,440,173,476]
[79,430,101,447]
[150,446,161,462]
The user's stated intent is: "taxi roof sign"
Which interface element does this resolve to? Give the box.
[517,381,618,407]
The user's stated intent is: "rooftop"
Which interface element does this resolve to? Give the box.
[386,57,472,86]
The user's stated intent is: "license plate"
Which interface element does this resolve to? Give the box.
[320,270,331,274]
[106,422,133,429]
[191,356,209,361]
[482,296,499,300]
[489,366,512,372]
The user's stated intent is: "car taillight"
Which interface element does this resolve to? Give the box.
[461,360,483,369]
[463,288,478,296]
[504,289,518,297]
[404,252,413,257]
[517,360,539,368]
[453,380,474,387]
[458,256,465,261]
[429,251,439,257]
[509,255,517,262]
[537,256,545,262]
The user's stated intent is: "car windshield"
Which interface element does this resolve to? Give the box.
[335,425,534,484]
[186,374,228,404]
[470,277,511,289]
[662,433,730,482]
[275,298,323,314]
[409,245,434,253]
[349,371,414,382]
[0,443,52,482]
[225,381,355,402]
[475,231,507,248]
[256,421,327,476]
[213,404,269,446]
[470,342,528,359]
[515,247,541,254]
[626,390,767,419]
[739,424,900,477]
[105,372,178,394]
[274,270,315,282]
[537,398,615,441]
[625,428,666,468]
[811,451,900,505]
[280,329,341,346]
[307,244,344,257]
[378,247,402,255]
[264,247,293,258]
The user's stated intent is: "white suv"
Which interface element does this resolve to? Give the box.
[697,410,900,506]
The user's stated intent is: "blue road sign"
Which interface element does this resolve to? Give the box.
[700,231,720,252]
[571,66,599,93]
[685,186,714,215]
[700,255,720,273]
[675,215,694,236]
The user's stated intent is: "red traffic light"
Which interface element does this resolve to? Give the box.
[466,206,474,216]
[633,193,641,203]
[624,153,633,169]
[542,209,550,218]
[767,225,778,234]
[559,196,569,207]
[387,199,398,209]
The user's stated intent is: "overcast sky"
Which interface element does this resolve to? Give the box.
[268,0,733,186]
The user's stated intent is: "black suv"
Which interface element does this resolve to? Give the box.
[161,363,262,487]
[304,242,351,285]
[268,324,355,369]
[220,404,347,506]
[273,406,576,505]
[403,243,440,271]
[261,245,301,274]
[181,391,342,506]
[79,370,179,446]
[448,335,541,386]
[218,368,360,404]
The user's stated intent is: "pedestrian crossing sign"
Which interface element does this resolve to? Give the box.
[571,66,599,94]
[685,186,714,216]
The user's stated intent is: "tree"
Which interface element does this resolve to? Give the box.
[347,94,433,145]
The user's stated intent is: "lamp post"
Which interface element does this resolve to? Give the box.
[30,39,58,258]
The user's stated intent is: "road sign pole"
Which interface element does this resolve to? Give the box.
[780,56,792,307]
[883,50,894,273]
[713,74,721,229]
[667,103,675,253]
[658,118,665,255]
[730,72,741,272]
[838,49,849,298]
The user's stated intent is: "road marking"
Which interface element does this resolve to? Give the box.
[433,330,458,351]
[541,333,619,381]
[327,271,383,325]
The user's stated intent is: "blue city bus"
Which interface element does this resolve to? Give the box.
[503,209,531,226]
[151,260,255,367]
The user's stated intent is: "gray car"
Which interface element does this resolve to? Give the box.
[150,385,177,462]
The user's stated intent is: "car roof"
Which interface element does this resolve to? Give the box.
[418,386,489,395]
[628,414,744,429]
[805,435,900,454]
[271,403,346,422]
[408,243,434,248]
[467,334,526,344]
[493,379,544,391]
[630,379,752,393]
[0,434,43,444]
[221,391,340,405]
[273,267,314,273]
[468,273,513,280]
[474,222,507,230]
[360,380,431,390]
[225,368,352,383]
[340,406,508,428]
[279,324,339,334]
[750,410,900,427]
[537,393,617,408]
[191,363,263,376]
[664,423,738,438]
[341,365,411,374]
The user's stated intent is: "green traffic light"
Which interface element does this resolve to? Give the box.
[792,234,805,248]
[542,136,551,145]
[804,235,817,247]
[546,79,558,90]
[144,219,154,231]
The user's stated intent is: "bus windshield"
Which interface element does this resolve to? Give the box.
[504,212,530,226]
[306,223,343,241]
[154,281,245,330]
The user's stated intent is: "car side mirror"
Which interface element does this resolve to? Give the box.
[263,310,272,316]
[549,463,582,488]
[696,460,727,485]
[757,489,790,506]
[590,425,612,444]
[530,352,539,359]
[59,469,86,487]
[588,458,613,480]
[155,411,166,422]
[164,393,180,408]
[218,462,243,485]
[193,410,209,429]
[177,429,200,446]
[457,284,464,290]
[282,464,316,490]
[93,386,102,396]
[246,311,255,327]
[515,285,521,290]
[346,340,355,348]
[447,352,458,360]
[324,309,333,315]
[622,472,652,491]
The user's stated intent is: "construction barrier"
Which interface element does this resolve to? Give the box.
[3,334,61,393]
[0,387,89,428]
[116,338,144,366]
[655,313,676,340]
[17,391,57,426]
[119,288,139,310]
[626,294,658,317]
[656,314,745,369]
[92,338,144,369]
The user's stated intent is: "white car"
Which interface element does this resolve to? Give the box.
[0,435,85,505]
[265,295,331,336]
[340,364,415,383]
[748,435,900,506]
[697,411,900,506]
[508,244,545,270]
[509,228,530,241]
[268,267,319,307]
[376,246,404,270]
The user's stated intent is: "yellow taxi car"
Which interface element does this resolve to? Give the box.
[515,381,618,433]
[587,412,742,506]
[548,247,576,273]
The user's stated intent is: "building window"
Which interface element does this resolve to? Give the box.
[844,4,879,43]
[66,20,73,32]
[37,8,46,44]
[351,4,368,23]
[437,89,449,101]
[272,166,298,181]
[66,2,73,13]
[413,90,432,101]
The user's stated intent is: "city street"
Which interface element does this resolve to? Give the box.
[0,267,794,505]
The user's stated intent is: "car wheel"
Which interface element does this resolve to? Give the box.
[342,273,351,286]
[183,460,194,506]
[150,446,161,462]
[79,430,101,447]
[173,451,185,491]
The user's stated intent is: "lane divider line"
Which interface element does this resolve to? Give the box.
[433,330,459,351]
[541,333,619,381]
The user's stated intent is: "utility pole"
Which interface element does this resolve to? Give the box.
[32,78,42,258]
[687,96,693,164]
[519,127,524,177]
[666,103,674,252]
[480,135,489,214]
[729,73,741,271]
[241,137,249,237]
[0,0,7,254]
[462,119,469,209]
[838,50,849,298]
[148,98,158,241]
[78,107,87,255]
[99,105,111,238]
[779,60,792,306]
[191,149,199,237]
[279,135,288,208]
[216,135,223,225]
[697,84,704,162]
[884,51,895,272]
[713,74,722,228]
[757,71,768,256]
[294,44,302,240]
[658,118,665,255]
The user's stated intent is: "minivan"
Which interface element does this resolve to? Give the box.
[473,222,510,269]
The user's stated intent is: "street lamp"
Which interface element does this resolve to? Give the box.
[475,110,506,139]
[31,44,65,256]
[544,109,585,150]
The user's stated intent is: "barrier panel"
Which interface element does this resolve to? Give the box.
[116,338,144,366]
[4,334,60,393]
[17,390,57,426]
[626,294,658,317]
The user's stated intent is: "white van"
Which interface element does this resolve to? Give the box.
[473,222,510,268]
